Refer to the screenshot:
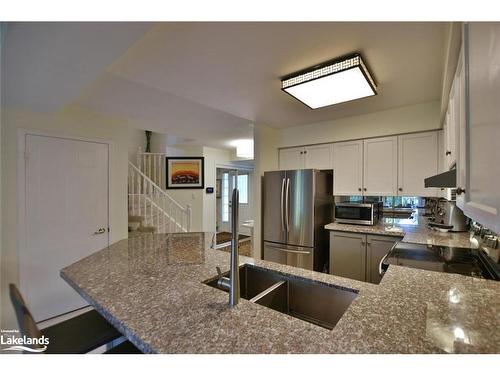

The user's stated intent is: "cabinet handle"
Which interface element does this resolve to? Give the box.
[363,188,367,191]
[446,151,452,156]
[358,188,362,192]
[398,187,403,192]
[304,150,307,154]
[456,187,466,195]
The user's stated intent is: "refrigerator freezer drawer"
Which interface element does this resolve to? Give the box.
[263,242,314,271]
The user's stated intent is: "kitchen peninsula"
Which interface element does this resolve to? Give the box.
[61,232,500,354]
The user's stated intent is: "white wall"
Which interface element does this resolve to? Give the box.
[1,105,131,329]
[279,101,441,148]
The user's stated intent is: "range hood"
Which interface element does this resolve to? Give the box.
[424,169,456,188]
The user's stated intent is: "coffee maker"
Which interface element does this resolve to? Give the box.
[429,198,469,232]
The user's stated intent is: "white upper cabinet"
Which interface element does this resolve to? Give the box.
[333,140,363,195]
[279,144,333,170]
[398,131,439,197]
[458,23,500,233]
[363,136,398,196]
[279,147,304,170]
[304,144,333,170]
[281,130,440,197]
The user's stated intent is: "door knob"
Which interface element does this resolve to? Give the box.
[456,187,466,195]
[93,228,106,235]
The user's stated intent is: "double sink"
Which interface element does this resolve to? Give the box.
[204,264,358,330]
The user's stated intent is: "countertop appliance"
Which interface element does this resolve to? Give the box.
[380,241,500,281]
[334,202,382,226]
[428,199,469,232]
[263,169,333,272]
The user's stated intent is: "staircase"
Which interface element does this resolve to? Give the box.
[128,161,191,234]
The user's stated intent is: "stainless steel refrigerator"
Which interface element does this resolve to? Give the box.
[263,169,333,272]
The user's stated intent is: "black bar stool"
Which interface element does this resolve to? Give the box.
[9,284,142,354]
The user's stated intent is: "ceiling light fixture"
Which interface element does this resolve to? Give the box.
[281,53,377,109]
[231,139,254,159]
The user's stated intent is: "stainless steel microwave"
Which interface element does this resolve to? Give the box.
[334,202,381,226]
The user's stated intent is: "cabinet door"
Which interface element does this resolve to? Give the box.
[446,93,457,169]
[304,144,333,170]
[332,140,363,195]
[279,147,304,170]
[363,136,398,196]
[366,235,401,284]
[398,131,439,197]
[456,46,467,209]
[329,231,366,282]
[460,23,500,233]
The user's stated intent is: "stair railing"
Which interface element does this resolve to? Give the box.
[128,161,191,233]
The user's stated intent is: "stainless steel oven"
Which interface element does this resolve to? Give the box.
[334,202,381,226]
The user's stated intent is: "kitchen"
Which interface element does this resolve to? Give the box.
[1,6,499,375]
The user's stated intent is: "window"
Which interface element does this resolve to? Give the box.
[222,172,249,223]
[222,173,229,222]
[382,196,424,208]
[232,174,249,204]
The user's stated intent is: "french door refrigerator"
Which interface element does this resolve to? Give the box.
[263,169,333,272]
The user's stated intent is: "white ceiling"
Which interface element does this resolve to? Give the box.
[3,22,448,148]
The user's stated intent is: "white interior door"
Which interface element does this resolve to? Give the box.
[21,134,109,322]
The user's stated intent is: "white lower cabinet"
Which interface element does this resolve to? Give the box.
[329,231,401,284]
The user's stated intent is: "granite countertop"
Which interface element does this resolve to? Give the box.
[324,213,477,249]
[61,232,500,354]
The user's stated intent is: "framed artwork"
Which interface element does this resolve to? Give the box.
[166,157,205,189]
[216,179,222,198]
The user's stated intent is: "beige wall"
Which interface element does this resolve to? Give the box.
[202,146,234,233]
[0,24,4,328]
[252,124,280,259]
[128,127,146,163]
[279,101,441,148]
[0,106,131,329]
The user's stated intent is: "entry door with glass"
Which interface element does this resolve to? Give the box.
[219,169,238,233]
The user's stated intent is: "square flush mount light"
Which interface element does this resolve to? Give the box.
[281,53,377,109]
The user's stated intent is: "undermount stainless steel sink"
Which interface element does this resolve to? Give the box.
[204,264,358,330]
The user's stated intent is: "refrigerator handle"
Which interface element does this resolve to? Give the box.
[285,178,290,232]
[280,178,286,231]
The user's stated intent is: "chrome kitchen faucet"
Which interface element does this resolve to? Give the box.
[216,188,240,306]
